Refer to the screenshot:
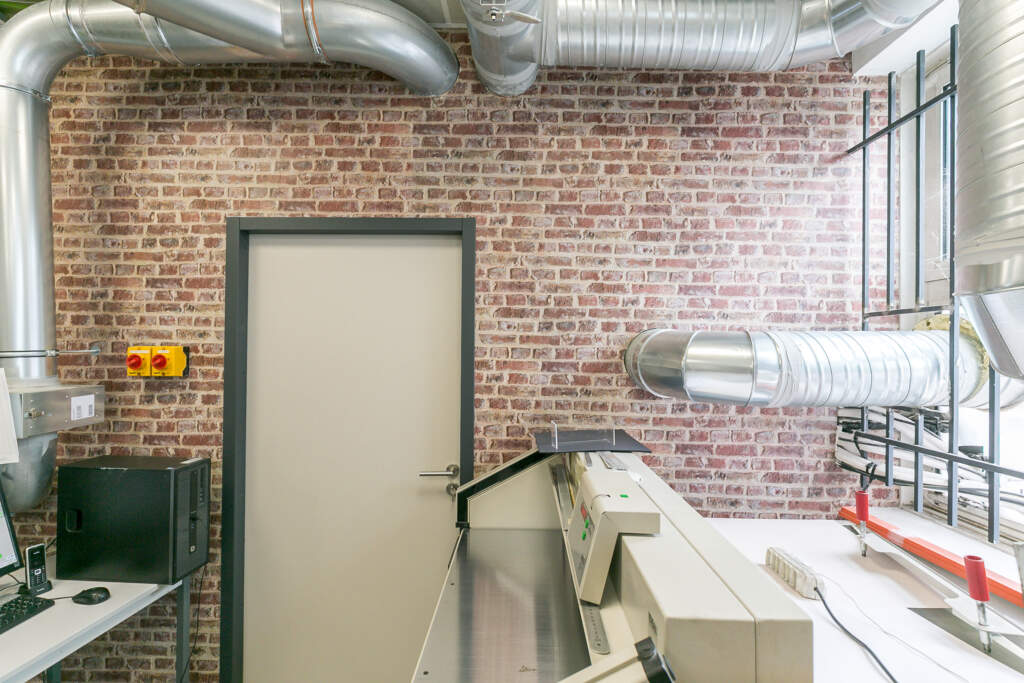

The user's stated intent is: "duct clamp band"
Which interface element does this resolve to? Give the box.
[64,0,99,57]
[0,81,51,102]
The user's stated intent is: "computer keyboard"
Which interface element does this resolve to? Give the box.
[0,594,54,635]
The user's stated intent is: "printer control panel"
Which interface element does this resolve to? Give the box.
[563,457,661,604]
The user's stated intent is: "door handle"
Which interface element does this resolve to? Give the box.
[418,464,459,478]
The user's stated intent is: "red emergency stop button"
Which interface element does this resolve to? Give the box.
[126,354,143,370]
[151,354,168,370]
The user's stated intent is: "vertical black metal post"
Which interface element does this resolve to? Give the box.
[914,413,925,513]
[886,71,896,309]
[915,50,926,307]
[862,89,871,329]
[177,573,192,683]
[913,49,927,512]
[989,366,1001,543]
[885,71,896,488]
[862,90,871,435]
[946,27,960,528]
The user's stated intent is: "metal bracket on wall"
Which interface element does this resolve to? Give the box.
[0,343,101,359]
[477,0,540,24]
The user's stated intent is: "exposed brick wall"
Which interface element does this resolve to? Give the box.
[9,33,890,681]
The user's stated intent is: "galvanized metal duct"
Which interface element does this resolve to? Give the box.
[624,329,1024,409]
[956,0,1024,381]
[459,0,937,95]
[0,0,455,511]
[110,0,459,95]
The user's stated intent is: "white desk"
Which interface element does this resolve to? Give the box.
[0,567,189,683]
[712,515,1024,682]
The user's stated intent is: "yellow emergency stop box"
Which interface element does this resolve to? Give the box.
[126,346,189,378]
[126,346,152,377]
[150,346,189,377]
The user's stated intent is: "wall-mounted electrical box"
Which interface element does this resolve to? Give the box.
[126,346,189,378]
[9,384,106,438]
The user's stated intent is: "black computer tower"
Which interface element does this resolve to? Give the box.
[56,456,210,584]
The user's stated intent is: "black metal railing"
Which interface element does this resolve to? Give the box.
[846,25,1024,544]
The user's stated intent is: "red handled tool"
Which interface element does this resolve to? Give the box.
[855,490,870,557]
[966,555,993,652]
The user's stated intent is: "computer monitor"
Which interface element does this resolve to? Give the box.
[0,483,22,580]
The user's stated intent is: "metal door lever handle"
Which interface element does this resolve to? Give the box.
[418,464,459,478]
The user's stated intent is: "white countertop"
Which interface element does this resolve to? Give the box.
[712,510,1024,683]
[0,566,178,683]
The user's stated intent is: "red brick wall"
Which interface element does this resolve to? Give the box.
[11,33,889,681]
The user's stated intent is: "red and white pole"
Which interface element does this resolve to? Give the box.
[965,555,993,653]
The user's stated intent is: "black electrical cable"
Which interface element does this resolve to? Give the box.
[814,587,899,683]
[178,564,209,683]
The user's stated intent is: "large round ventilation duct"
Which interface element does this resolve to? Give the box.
[0,0,456,510]
[459,0,938,95]
[625,329,1024,409]
[956,0,1024,380]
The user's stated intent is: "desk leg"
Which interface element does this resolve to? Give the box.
[45,663,60,683]
[176,573,192,683]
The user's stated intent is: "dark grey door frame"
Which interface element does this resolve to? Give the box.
[220,217,475,683]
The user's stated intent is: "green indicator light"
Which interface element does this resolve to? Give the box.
[582,531,587,541]
[620,494,629,498]
[584,519,589,529]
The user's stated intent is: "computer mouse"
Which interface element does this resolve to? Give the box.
[72,587,110,605]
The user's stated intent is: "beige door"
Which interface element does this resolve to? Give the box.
[243,233,462,682]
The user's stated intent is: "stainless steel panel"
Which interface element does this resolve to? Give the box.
[415,529,590,682]
[9,383,105,438]
[550,462,573,527]
[956,0,1024,380]
[0,432,57,512]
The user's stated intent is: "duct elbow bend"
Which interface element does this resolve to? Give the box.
[0,0,86,96]
[316,0,459,95]
[459,0,540,96]
[791,0,939,68]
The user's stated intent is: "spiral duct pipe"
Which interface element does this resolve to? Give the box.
[956,0,1024,380]
[460,0,937,95]
[625,329,1024,409]
[0,0,455,511]
[110,0,459,95]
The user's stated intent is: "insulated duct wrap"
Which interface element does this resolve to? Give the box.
[460,0,937,95]
[625,329,1024,409]
[956,0,1024,380]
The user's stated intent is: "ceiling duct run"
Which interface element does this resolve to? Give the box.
[956,0,1024,380]
[625,329,1024,409]
[0,0,457,511]
[457,0,938,95]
